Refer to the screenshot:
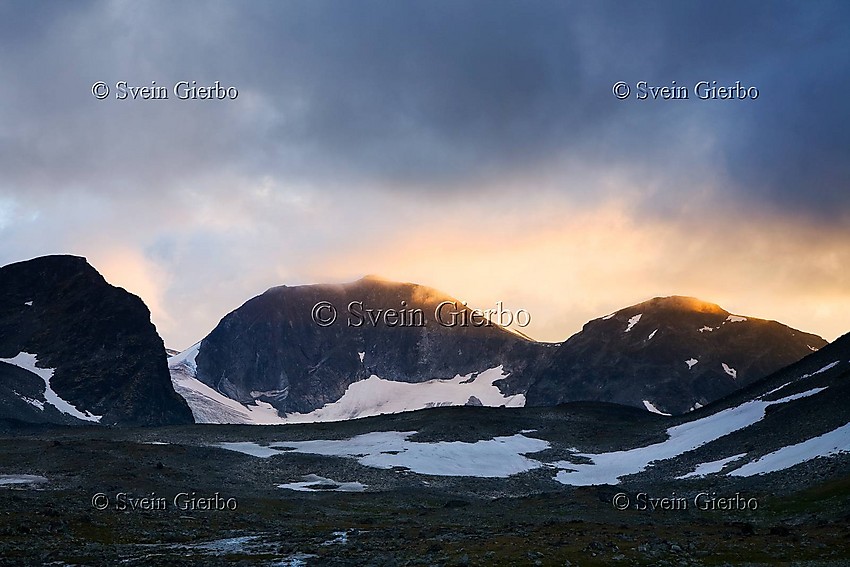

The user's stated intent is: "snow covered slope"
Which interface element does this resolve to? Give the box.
[280,366,524,423]
[170,344,524,424]
[0,353,101,422]
[728,422,850,477]
[554,382,830,486]
[169,344,288,424]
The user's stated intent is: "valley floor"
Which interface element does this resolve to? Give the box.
[1,406,848,566]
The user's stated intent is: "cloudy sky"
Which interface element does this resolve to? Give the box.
[2,1,849,349]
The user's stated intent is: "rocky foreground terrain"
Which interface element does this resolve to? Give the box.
[1,400,848,566]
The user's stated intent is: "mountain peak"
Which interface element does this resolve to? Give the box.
[632,296,728,315]
[0,255,193,426]
[267,276,454,302]
[1,254,95,277]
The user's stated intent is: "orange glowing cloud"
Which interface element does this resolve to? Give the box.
[299,199,850,344]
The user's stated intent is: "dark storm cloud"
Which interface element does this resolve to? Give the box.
[0,0,848,217]
[2,0,849,349]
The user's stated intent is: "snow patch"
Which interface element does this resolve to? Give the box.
[677,453,746,479]
[647,329,658,340]
[249,389,287,401]
[168,342,200,368]
[552,386,828,486]
[184,536,261,554]
[281,366,524,423]
[14,391,44,411]
[278,475,366,493]
[807,345,819,352]
[24,301,32,307]
[722,363,737,379]
[729,422,850,477]
[219,431,550,478]
[322,531,350,546]
[217,442,285,458]
[773,387,828,403]
[601,312,616,320]
[642,400,671,416]
[0,474,48,486]
[358,352,365,363]
[624,314,642,333]
[271,553,318,566]
[725,315,747,323]
[0,353,101,422]
[170,344,290,425]
[685,358,698,369]
[698,326,714,333]
[798,361,840,380]
[763,382,793,397]
[170,344,522,425]
[176,376,285,424]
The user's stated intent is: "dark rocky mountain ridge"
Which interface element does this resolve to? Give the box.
[636,328,850,485]
[193,277,549,415]
[0,255,193,426]
[526,295,827,414]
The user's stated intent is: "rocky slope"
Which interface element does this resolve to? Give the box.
[185,277,549,419]
[652,328,850,483]
[525,296,826,414]
[0,255,193,426]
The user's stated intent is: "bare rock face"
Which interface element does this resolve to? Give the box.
[0,255,193,426]
[194,277,548,414]
[524,296,828,414]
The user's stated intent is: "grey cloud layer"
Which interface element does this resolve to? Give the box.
[2,1,850,348]
[1,1,848,217]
